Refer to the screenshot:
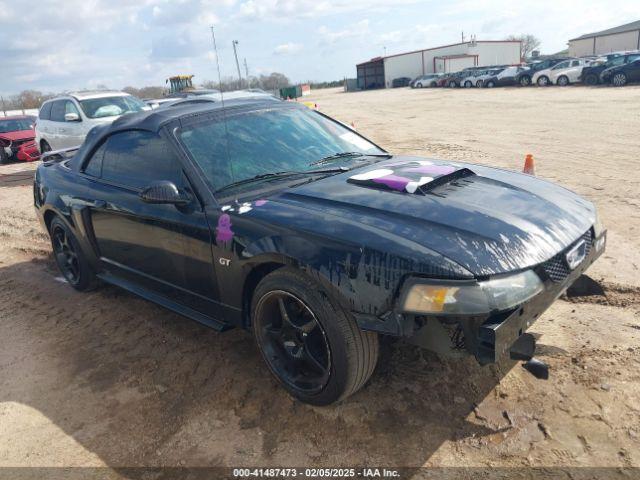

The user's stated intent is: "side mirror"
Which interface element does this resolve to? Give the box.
[65,112,80,122]
[139,181,191,206]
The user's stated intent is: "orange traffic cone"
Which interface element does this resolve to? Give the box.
[523,154,536,175]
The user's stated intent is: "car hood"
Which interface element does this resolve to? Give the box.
[0,130,34,142]
[271,157,596,277]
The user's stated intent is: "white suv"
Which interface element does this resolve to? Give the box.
[35,91,148,153]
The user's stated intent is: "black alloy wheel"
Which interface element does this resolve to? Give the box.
[255,290,331,395]
[49,217,99,291]
[52,223,81,285]
[251,268,379,405]
[584,74,598,86]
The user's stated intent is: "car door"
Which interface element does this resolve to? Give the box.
[62,100,86,147]
[626,58,640,81]
[497,67,515,86]
[48,100,67,150]
[567,60,583,82]
[80,129,222,321]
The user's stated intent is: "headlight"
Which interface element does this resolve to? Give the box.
[593,208,604,238]
[401,270,543,315]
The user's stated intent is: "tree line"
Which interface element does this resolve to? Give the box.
[1,72,347,111]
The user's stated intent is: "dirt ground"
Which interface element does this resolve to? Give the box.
[1,85,639,476]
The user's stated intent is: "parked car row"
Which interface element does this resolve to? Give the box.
[401,51,640,90]
[0,89,282,165]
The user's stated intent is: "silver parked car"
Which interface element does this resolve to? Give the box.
[35,91,148,153]
[410,73,444,88]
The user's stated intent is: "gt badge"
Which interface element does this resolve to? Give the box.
[219,258,231,267]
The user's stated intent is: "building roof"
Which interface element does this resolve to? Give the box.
[569,20,640,41]
[356,40,521,66]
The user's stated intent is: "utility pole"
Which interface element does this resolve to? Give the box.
[243,58,250,88]
[461,31,465,43]
[0,96,6,117]
[232,40,243,87]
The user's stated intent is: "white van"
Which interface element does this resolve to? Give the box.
[35,91,148,152]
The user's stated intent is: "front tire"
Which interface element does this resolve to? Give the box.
[557,75,569,86]
[520,75,531,86]
[50,217,98,291]
[448,80,457,88]
[0,146,9,165]
[612,72,627,87]
[416,82,423,88]
[584,73,598,86]
[464,80,472,88]
[537,76,549,86]
[40,140,52,154]
[485,80,495,88]
[251,268,379,405]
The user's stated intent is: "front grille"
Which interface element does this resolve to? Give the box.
[542,230,592,283]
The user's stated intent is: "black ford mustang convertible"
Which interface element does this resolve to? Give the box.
[34,99,606,405]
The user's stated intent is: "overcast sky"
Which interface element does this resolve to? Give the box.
[0,0,638,96]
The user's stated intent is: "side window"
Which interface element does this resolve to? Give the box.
[39,102,52,120]
[571,60,580,67]
[627,55,640,63]
[50,101,66,122]
[100,131,181,190]
[83,143,106,178]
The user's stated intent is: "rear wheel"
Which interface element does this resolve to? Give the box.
[251,268,379,405]
[557,75,569,86]
[584,73,598,86]
[430,81,437,87]
[50,217,98,291]
[464,80,472,88]
[519,75,531,86]
[485,80,495,88]
[612,72,627,87]
[537,76,549,86]
[416,82,423,88]
[40,140,52,154]
[448,80,457,88]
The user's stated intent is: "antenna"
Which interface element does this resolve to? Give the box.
[210,26,236,190]
[210,26,225,105]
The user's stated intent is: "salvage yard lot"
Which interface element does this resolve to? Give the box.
[1,86,639,471]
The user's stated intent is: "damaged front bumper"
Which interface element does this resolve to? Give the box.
[3,139,40,162]
[357,229,607,366]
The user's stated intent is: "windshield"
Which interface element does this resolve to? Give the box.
[0,118,33,133]
[179,106,385,192]
[79,95,146,119]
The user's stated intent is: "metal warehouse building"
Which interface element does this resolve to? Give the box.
[356,40,522,89]
[569,20,640,57]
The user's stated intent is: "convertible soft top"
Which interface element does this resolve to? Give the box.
[69,98,291,172]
